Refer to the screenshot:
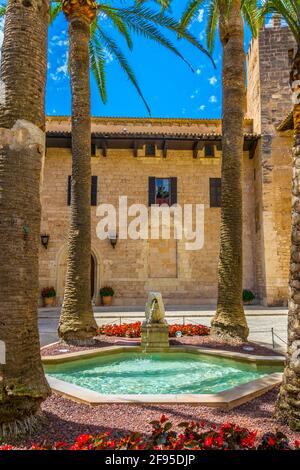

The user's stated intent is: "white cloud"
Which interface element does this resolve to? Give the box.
[198,105,205,111]
[197,9,204,23]
[196,68,201,75]
[190,89,199,99]
[104,48,113,64]
[199,30,205,41]
[209,95,217,103]
[56,40,68,47]
[208,76,217,86]
[50,52,69,81]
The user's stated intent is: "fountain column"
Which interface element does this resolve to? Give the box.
[141,292,169,350]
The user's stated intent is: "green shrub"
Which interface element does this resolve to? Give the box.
[100,286,115,297]
[41,287,56,298]
[243,289,255,302]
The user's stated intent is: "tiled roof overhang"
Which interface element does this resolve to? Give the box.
[47,131,260,158]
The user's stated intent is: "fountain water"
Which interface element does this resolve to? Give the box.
[141,292,169,350]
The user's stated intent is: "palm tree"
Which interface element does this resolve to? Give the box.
[0,0,51,436]
[54,0,213,345]
[258,1,300,431]
[180,0,259,341]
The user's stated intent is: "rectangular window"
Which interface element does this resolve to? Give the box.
[145,143,156,156]
[67,175,98,206]
[210,178,221,208]
[148,177,177,206]
[205,144,215,158]
[91,176,98,206]
[155,178,170,205]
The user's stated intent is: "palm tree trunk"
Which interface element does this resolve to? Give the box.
[276,46,300,431]
[58,7,97,344]
[210,0,249,341]
[0,0,50,436]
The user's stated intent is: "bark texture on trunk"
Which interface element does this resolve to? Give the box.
[276,47,300,431]
[0,0,50,436]
[58,12,97,344]
[210,0,249,342]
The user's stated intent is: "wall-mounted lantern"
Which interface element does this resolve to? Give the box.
[41,234,50,249]
[109,233,118,249]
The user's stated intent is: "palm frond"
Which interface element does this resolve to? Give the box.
[98,5,133,50]
[89,37,107,103]
[242,0,259,37]
[206,0,219,53]
[117,5,214,67]
[0,5,5,16]
[96,25,151,115]
[50,2,62,24]
[180,0,205,30]
[135,0,172,12]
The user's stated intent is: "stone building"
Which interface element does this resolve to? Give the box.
[39,18,295,307]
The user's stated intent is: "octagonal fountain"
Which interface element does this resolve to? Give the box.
[43,293,284,408]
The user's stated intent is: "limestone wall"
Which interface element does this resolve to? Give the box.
[39,142,256,306]
[246,18,295,305]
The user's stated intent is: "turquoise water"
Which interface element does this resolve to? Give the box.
[46,352,280,395]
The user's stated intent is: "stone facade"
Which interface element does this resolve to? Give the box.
[246,16,295,305]
[39,20,295,307]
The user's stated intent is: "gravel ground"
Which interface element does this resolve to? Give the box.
[41,335,284,357]
[5,387,300,448]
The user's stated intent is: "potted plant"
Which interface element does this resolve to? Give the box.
[41,287,56,307]
[100,286,115,306]
[243,289,255,305]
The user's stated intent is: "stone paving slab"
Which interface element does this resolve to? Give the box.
[38,305,288,352]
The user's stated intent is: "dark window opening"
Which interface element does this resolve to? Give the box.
[210,178,221,208]
[205,144,215,158]
[91,143,97,156]
[145,143,156,156]
[288,49,294,66]
[67,175,98,206]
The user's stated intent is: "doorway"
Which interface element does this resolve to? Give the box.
[91,254,95,299]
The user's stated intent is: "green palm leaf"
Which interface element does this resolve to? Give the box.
[89,37,107,103]
[95,25,151,115]
[50,2,62,24]
[181,0,260,52]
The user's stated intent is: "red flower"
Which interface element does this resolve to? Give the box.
[214,436,224,447]
[160,414,168,424]
[267,437,276,447]
[76,434,91,445]
[54,441,67,449]
[204,436,213,447]
[0,445,13,450]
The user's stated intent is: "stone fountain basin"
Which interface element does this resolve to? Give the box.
[43,346,284,409]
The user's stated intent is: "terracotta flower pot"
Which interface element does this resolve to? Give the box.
[44,297,55,307]
[102,295,112,306]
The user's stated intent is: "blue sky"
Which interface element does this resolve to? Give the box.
[1,1,253,119]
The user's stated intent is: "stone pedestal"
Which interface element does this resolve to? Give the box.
[141,322,169,350]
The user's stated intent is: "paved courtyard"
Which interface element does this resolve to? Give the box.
[38,305,288,352]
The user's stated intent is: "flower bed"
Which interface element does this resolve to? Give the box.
[1,415,299,450]
[97,322,210,338]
